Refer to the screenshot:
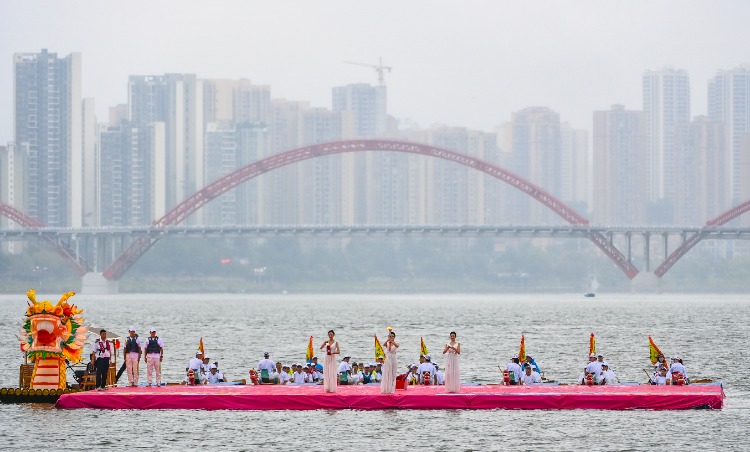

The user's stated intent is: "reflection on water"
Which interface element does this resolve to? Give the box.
[0,293,747,450]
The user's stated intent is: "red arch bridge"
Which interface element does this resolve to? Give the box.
[1,139,749,286]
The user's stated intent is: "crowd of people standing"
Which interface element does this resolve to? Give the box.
[87,327,690,390]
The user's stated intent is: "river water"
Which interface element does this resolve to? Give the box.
[0,293,747,450]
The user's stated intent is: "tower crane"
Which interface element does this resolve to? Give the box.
[344,57,392,85]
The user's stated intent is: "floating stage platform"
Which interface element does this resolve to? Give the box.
[55,383,725,411]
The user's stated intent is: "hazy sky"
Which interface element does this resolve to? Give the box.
[2,0,749,142]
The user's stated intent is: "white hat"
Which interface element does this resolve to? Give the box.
[672,355,681,360]
[196,350,203,355]
[343,355,351,359]
[209,364,217,369]
[149,328,156,332]
[601,362,609,367]
[589,353,596,358]
[425,354,431,360]
[263,351,270,356]
[128,326,136,332]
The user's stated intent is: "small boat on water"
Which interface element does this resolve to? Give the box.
[584,292,596,298]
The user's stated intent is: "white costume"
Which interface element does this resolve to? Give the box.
[444,343,461,393]
[598,369,618,384]
[291,371,309,384]
[187,356,204,383]
[434,369,445,385]
[322,341,339,393]
[338,361,352,374]
[585,361,602,376]
[668,362,688,380]
[417,362,436,384]
[521,371,542,384]
[207,369,224,384]
[144,336,165,386]
[506,362,523,383]
[258,358,276,373]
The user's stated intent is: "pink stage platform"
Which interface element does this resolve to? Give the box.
[55,383,724,410]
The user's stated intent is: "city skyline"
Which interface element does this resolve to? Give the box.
[2,1,750,143]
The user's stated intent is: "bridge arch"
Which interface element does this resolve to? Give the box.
[655,199,750,277]
[0,202,89,275]
[98,139,637,280]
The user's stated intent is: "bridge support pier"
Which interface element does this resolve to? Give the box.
[631,271,660,293]
[81,272,119,295]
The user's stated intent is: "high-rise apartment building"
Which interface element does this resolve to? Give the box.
[202,79,271,127]
[266,99,309,224]
[332,84,389,224]
[14,50,81,226]
[0,143,27,253]
[81,98,97,226]
[593,105,648,225]
[128,74,203,219]
[98,122,155,226]
[507,107,561,224]
[643,68,691,213]
[560,122,590,212]
[332,84,387,137]
[708,66,750,206]
[673,117,727,225]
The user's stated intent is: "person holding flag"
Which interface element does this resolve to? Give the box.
[648,336,668,374]
[380,328,399,394]
[518,335,541,375]
[585,333,602,377]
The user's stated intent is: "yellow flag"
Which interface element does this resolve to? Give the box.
[589,333,596,356]
[420,337,429,356]
[648,336,665,365]
[518,335,526,362]
[374,335,385,361]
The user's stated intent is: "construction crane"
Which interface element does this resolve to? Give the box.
[344,57,392,86]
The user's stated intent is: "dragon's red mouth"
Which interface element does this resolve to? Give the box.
[36,329,57,345]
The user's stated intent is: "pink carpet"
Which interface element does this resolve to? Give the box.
[55,383,724,411]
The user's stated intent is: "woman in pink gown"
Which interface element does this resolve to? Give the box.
[443,331,461,393]
[380,330,399,394]
[319,330,340,393]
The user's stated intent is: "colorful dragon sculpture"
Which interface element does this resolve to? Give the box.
[18,289,87,389]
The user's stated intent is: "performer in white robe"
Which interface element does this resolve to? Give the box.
[443,331,461,393]
[319,330,340,393]
[380,330,399,394]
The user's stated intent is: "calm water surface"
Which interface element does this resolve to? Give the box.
[0,293,747,451]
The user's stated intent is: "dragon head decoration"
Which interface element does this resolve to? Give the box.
[19,289,87,363]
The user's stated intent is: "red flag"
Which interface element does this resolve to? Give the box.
[199,337,205,356]
[589,333,596,356]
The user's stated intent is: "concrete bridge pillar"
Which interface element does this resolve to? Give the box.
[631,271,660,293]
[81,272,119,295]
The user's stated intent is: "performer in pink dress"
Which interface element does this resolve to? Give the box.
[380,330,399,394]
[319,330,340,393]
[443,331,461,393]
